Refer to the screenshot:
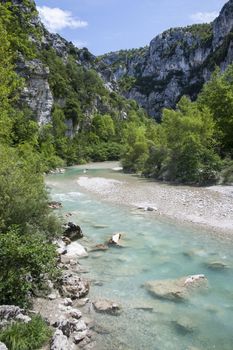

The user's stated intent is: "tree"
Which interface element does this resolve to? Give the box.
[198,66,233,157]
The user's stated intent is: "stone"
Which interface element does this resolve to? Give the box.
[60,273,89,299]
[65,242,88,258]
[73,330,88,344]
[67,308,82,319]
[48,293,58,301]
[93,299,121,316]
[63,222,83,241]
[74,320,87,332]
[91,244,108,252]
[15,314,31,323]
[48,201,62,209]
[0,343,8,350]
[173,316,196,334]
[205,261,229,270]
[50,329,70,350]
[108,233,122,246]
[144,275,208,302]
[63,298,73,306]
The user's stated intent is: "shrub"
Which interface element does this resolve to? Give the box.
[0,230,58,307]
[0,315,52,350]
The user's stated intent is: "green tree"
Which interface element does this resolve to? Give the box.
[198,66,233,157]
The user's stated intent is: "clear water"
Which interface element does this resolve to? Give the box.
[47,166,233,350]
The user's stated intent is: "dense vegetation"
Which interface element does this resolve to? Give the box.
[122,69,233,184]
[0,1,59,313]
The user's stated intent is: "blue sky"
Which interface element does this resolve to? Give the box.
[35,0,227,55]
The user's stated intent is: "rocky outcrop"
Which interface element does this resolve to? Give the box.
[17,58,53,125]
[97,0,233,119]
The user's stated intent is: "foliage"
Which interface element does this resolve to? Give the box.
[0,315,52,350]
[0,229,57,306]
[0,145,60,235]
[198,66,233,157]
[122,97,222,184]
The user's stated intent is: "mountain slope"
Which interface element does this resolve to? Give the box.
[97,0,233,119]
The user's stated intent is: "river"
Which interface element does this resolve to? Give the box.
[46,164,233,350]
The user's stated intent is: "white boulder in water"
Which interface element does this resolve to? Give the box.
[108,233,122,245]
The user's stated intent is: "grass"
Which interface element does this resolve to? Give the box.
[0,315,52,350]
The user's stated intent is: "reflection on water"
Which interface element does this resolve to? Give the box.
[47,167,233,350]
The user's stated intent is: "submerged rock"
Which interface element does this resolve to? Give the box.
[205,261,229,270]
[93,299,121,316]
[172,316,196,334]
[144,274,208,302]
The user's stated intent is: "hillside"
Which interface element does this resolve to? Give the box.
[97,0,233,119]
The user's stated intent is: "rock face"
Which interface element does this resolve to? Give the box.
[17,58,53,125]
[97,0,233,119]
[6,0,233,126]
[144,275,208,302]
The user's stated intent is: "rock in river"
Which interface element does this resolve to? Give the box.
[108,233,122,246]
[93,299,121,316]
[144,274,208,302]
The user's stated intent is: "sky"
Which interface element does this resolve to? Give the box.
[35,0,227,56]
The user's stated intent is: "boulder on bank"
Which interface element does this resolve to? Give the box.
[48,201,62,209]
[50,329,70,350]
[0,306,31,329]
[0,343,8,350]
[63,222,83,241]
[93,299,121,316]
[60,273,89,299]
[65,242,88,259]
[144,274,208,302]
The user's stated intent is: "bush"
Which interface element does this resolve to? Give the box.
[0,230,58,307]
[0,315,52,350]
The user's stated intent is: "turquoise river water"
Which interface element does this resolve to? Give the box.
[46,165,233,350]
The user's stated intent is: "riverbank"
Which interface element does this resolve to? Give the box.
[75,162,233,238]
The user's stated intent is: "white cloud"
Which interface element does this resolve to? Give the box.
[190,11,219,23]
[37,6,88,33]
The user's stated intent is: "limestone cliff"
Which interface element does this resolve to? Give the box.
[97,0,233,119]
[3,0,233,124]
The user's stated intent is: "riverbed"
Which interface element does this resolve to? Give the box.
[46,163,233,350]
